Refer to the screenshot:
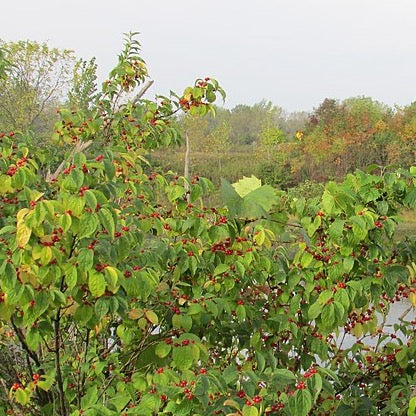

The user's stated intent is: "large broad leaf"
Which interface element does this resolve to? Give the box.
[240,197,268,219]
[173,345,194,370]
[221,177,279,219]
[243,184,279,212]
[288,389,312,416]
[232,175,262,197]
[221,179,243,217]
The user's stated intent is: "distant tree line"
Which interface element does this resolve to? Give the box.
[1,39,416,194]
[151,96,416,193]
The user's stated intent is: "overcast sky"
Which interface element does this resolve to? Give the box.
[1,0,416,112]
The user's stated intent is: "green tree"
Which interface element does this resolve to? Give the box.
[0,46,11,80]
[201,120,231,172]
[67,58,98,112]
[0,40,76,137]
[229,100,284,145]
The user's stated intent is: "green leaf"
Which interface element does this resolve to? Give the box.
[77,248,94,272]
[205,300,218,317]
[104,266,119,292]
[84,189,98,210]
[81,386,98,408]
[173,345,194,370]
[138,393,161,412]
[272,369,296,387]
[172,314,193,332]
[308,301,323,320]
[395,346,408,368]
[301,251,313,268]
[95,297,110,319]
[59,212,72,232]
[295,389,312,416]
[79,213,99,238]
[307,373,322,400]
[221,178,243,217]
[335,404,355,416]
[132,374,147,391]
[0,225,16,235]
[0,175,12,193]
[88,270,106,297]
[187,303,203,315]
[322,190,335,214]
[166,184,185,202]
[329,219,344,239]
[243,184,279,213]
[155,342,171,358]
[256,351,265,373]
[106,393,131,412]
[36,376,54,392]
[40,246,53,266]
[74,304,93,324]
[343,257,354,273]
[206,90,216,102]
[98,208,115,239]
[213,263,229,277]
[15,388,30,405]
[236,304,246,322]
[408,397,416,416]
[242,405,258,416]
[70,168,84,188]
[103,158,115,180]
[321,303,335,329]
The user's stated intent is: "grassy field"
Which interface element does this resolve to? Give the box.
[395,209,416,241]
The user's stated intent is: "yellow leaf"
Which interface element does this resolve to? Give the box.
[254,229,265,246]
[145,309,159,325]
[223,399,241,410]
[16,222,31,248]
[156,282,169,292]
[17,208,29,221]
[410,292,416,307]
[128,308,144,320]
[351,323,363,338]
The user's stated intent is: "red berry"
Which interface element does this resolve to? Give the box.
[237,390,246,398]
[296,381,306,389]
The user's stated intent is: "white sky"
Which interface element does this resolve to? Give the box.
[1,0,416,112]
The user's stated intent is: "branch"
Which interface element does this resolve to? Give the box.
[45,140,93,183]
[54,309,67,416]
[10,316,41,367]
[132,80,154,103]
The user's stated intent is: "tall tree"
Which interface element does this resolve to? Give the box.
[0,40,76,136]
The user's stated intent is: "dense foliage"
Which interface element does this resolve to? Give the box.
[0,34,416,416]
[152,96,416,192]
